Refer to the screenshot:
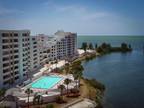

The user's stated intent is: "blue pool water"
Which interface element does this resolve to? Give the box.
[31,76,62,89]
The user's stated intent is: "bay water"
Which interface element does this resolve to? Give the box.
[78,36,144,108]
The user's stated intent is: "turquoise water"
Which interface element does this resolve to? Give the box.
[78,36,144,108]
[31,76,62,89]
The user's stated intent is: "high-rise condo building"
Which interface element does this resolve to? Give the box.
[46,30,77,62]
[0,30,77,88]
[29,36,40,72]
[0,30,30,88]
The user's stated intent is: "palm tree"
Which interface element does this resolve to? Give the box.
[129,44,131,49]
[25,88,33,108]
[8,78,14,88]
[81,42,87,53]
[65,63,70,74]
[73,73,79,89]
[89,43,93,50]
[33,93,43,107]
[58,84,65,96]
[55,58,58,69]
[0,88,6,98]
[76,71,83,88]
[73,70,83,88]
[33,92,38,105]
[121,42,128,52]
[37,94,43,107]
[71,61,83,88]
[0,88,6,104]
[95,43,98,49]
[64,78,71,95]
[64,55,67,64]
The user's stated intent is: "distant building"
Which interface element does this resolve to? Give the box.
[47,30,78,62]
[35,34,51,65]
[33,31,78,63]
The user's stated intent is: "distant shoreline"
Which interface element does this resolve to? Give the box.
[78,35,144,37]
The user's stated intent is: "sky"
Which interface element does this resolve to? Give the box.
[0,0,144,35]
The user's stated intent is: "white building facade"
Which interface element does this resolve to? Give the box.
[0,30,30,88]
[0,30,77,88]
[47,30,78,62]
[29,36,40,72]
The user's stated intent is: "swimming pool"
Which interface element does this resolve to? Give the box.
[31,76,62,89]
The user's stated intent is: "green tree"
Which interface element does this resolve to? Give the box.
[101,43,107,49]
[65,63,70,74]
[54,58,58,69]
[81,42,87,52]
[71,61,84,86]
[64,78,72,95]
[96,47,103,53]
[33,93,43,106]
[58,84,65,96]
[33,93,37,105]
[25,88,33,108]
[121,43,128,52]
[0,88,6,98]
[72,72,79,89]
[46,104,54,108]
[64,55,68,64]
[95,43,98,49]
[8,78,14,88]
[129,44,131,49]
[121,43,128,49]
[37,94,43,107]
[89,43,93,50]
[72,64,83,88]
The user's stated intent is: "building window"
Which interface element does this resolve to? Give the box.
[14,55,19,58]
[14,44,18,48]
[2,39,9,43]
[3,51,9,55]
[15,71,19,75]
[15,76,19,80]
[14,60,19,64]
[14,39,18,42]
[14,50,18,53]
[34,65,37,68]
[3,63,9,67]
[14,33,18,37]
[3,57,9,61]
[3,74,11,79]
[14,66,18,69]
[3,68,9,73]
[2,33,9,37]
[32,38,36,41]
[22,33,28,36]
[2,45,9,49]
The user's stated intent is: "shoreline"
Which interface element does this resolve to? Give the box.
[0,45,132,108]
[75,44,133,107]
[74,49,106,108]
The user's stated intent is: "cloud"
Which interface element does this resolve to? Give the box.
[1,1,143,35]
[55,5,86,13]
[43,3,111,21]
[0,7,23,16]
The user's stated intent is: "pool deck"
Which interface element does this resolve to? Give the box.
[22,74,65,91]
